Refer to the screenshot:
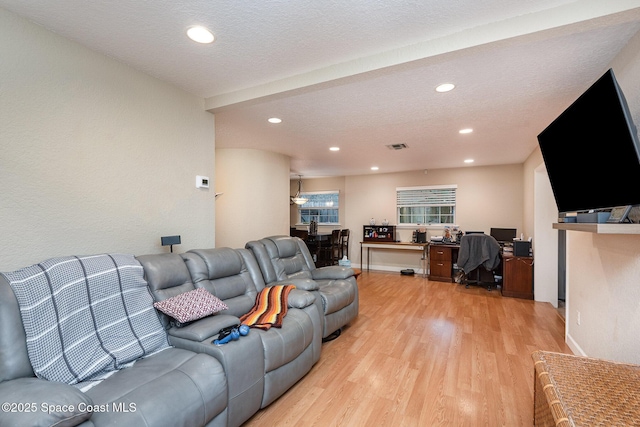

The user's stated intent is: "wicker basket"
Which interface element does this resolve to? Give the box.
[532,350,640,426]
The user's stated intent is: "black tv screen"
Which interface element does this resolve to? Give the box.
[537,69,640,213]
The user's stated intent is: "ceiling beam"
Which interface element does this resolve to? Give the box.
[205,0,640,112]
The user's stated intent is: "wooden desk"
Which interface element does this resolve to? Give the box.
[428,243,460,282]
[360,241,428,277]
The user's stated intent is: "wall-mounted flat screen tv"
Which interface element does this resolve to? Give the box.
[537,68,640,213]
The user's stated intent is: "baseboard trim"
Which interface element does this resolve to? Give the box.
[352,263,425,275]
[566,333,587,356]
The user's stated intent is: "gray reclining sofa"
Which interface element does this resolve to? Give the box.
[0,236,357,427]
[246,236,359,340]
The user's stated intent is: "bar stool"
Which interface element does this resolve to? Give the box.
[339,229,350,260]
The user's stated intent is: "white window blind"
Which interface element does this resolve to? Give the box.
[396,187,456,207]
[396,185,457,225]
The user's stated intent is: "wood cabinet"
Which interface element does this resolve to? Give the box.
[502,255,533,299]
[428,244,456,282]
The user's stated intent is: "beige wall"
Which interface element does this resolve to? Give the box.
[293,164,524,271]
[523,148,544,238]
[566,233,640,363]
[216,149,290,249]
[0,8,216,270]
[523,145,560,306]
[559,29,640,364]
[522,29,640,363]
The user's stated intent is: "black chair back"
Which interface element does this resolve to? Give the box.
[339,229,350,260]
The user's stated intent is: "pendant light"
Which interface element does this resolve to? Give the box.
[290,175,308,205]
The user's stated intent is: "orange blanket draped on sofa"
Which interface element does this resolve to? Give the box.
[240,284,295,330]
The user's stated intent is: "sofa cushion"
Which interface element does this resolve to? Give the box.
[2,254,169,385]
[153,288,228,326]
[182,248,261,318]
[0,377,94,427]
[85,348,227,427]
[317,279,357,315]
[260,309,315,373]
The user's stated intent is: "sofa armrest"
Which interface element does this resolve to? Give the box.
[311,266,354,280]
[276,278,319,292]
[168,314,241,342]
[0,377,93,427]
[286,289,316,309]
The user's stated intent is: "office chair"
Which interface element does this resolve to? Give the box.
[455,233,501,290]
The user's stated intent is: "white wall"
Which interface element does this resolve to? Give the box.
[216,148,290,249]
[0,8,216,270]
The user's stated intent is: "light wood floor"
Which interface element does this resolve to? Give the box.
[243,271,571,426]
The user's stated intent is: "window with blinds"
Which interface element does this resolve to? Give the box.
[396,185,457,225]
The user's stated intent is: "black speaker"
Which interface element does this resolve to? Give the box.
[161,235,181,246]
[513,240,531,257]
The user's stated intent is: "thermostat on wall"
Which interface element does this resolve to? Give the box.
[196,175,210,189]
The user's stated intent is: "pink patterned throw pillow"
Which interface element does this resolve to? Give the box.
[153,288,228,324]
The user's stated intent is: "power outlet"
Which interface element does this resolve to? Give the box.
[576,310,581,326]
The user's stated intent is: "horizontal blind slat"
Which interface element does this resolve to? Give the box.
[397,188,456,206]
[299,192,339,208]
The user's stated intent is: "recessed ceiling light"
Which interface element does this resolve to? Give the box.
[268,117,282,124]
[371,166,379,171]
[464,159,474,164]
[187,26,215,44]
[459,128,473,134]
[436,83,455,93]
[329,147,340,151]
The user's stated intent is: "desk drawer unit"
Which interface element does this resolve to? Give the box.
[502,256,534,299]
[429,245,453,282]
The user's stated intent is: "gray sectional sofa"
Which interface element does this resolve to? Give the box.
[0,235,358,427]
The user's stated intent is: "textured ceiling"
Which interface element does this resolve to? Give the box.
[2,0,640,177]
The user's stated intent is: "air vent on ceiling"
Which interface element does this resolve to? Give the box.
[386,143,408,150]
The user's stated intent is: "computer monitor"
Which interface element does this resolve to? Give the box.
[490,228,517,244]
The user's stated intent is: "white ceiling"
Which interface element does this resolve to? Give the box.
[3,1,640,177]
